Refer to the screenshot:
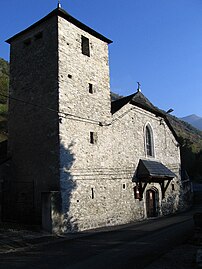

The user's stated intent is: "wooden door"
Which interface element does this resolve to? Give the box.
[146,190,156,218]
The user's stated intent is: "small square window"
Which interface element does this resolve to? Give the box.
[23,38,31,47]
[34,31,43,40]
[81,35,90,57]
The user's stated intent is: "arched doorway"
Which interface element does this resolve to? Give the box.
[146,188,158,218]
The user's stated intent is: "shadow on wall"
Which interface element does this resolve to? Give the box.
[161,192,180,215]
[51,142,78,233]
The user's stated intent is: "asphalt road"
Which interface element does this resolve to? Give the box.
[0,210,195,269]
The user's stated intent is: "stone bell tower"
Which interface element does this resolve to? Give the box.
[5,6,112,224]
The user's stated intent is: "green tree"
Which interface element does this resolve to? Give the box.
[0,58,9,141]
[0,57,9,105]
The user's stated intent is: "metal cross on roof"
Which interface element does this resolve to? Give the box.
[137,82,141,92]
[57,0,62,8]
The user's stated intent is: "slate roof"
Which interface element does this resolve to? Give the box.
[6,7,112,44]
[111,91,163,116]
[136,159,176,180]
[111,91,179,143]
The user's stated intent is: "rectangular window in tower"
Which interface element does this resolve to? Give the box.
[91,188,94,199]
[89,83,93,94]
[23,38,31,47]
[90,132,97,144]
[81,35,90,56]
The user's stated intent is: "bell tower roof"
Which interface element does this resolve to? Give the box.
[6,6,113,44]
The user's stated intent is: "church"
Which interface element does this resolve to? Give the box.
[2,5,190,233]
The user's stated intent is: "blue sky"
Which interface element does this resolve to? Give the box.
[0,0,202,118]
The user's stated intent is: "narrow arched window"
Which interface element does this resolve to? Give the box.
[145,125,154,157]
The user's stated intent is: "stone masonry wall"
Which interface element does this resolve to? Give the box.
[57,16,116,232]
[6,16,60,223]
[58,16,111,122]
[54,102,182,233]
[54,15,183,233]
[111,104,182,216]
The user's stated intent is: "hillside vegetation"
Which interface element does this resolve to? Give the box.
[0,58,9,142]
[167,114,202,181]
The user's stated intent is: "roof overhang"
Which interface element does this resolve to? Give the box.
[135,159,176,200]
[136,159,176,182]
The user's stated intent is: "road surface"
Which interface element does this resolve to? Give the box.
[0,210,196,269]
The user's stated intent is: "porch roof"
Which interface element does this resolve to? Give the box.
[136,159,176,181]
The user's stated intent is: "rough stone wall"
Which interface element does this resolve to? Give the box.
[111,104,181,167]
[58,16,111,122]
[57,17,116,232]
[55,99,182,232]
[111,104,182,216]
[6,17,60,223]
[55,14,183,233]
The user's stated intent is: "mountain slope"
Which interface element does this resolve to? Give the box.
[181,114,202,131]
[168,114,202,152]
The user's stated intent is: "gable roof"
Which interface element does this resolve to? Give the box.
[111,91,180,143]
[111,91,163,116]
[6,7,112,44]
